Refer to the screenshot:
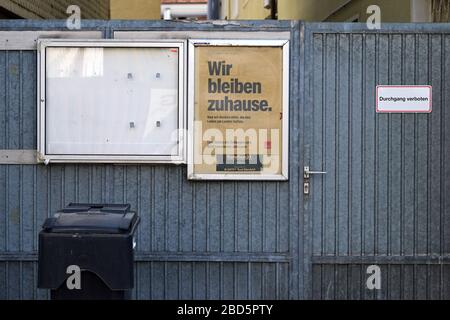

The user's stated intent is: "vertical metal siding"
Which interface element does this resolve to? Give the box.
[306,24,450,300]
[0,20,298,300]
[1,20,450,300]
[0,169,295,299]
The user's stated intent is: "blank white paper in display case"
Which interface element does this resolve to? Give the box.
[41,43,184,162]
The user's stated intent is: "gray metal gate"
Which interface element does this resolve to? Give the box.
[0,20,449,300]
[303,23,450,299]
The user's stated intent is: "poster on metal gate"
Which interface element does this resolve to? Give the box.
[188,40,289,180]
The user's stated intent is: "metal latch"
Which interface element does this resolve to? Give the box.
[303,166,327,195]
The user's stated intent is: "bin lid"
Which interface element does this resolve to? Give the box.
[42,203,138,234]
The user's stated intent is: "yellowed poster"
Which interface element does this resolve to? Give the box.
[191,44,287,179]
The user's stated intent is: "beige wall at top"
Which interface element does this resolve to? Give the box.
[277,0,413,22]
[110,0,161,19]
[220,0,271,20]
[327,0,411,22]
[277,0,351,20]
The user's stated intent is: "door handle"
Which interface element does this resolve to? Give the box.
[303,166,327,195]
[303,166,327,179]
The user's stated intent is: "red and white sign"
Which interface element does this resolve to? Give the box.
[376,85,432,113]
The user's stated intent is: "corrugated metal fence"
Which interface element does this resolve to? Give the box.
[0,20,449,300]
[0,20,300,300]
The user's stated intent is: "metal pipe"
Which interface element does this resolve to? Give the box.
[207,0,220,20]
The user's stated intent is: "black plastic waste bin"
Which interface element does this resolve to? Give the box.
[38,203,140,300]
